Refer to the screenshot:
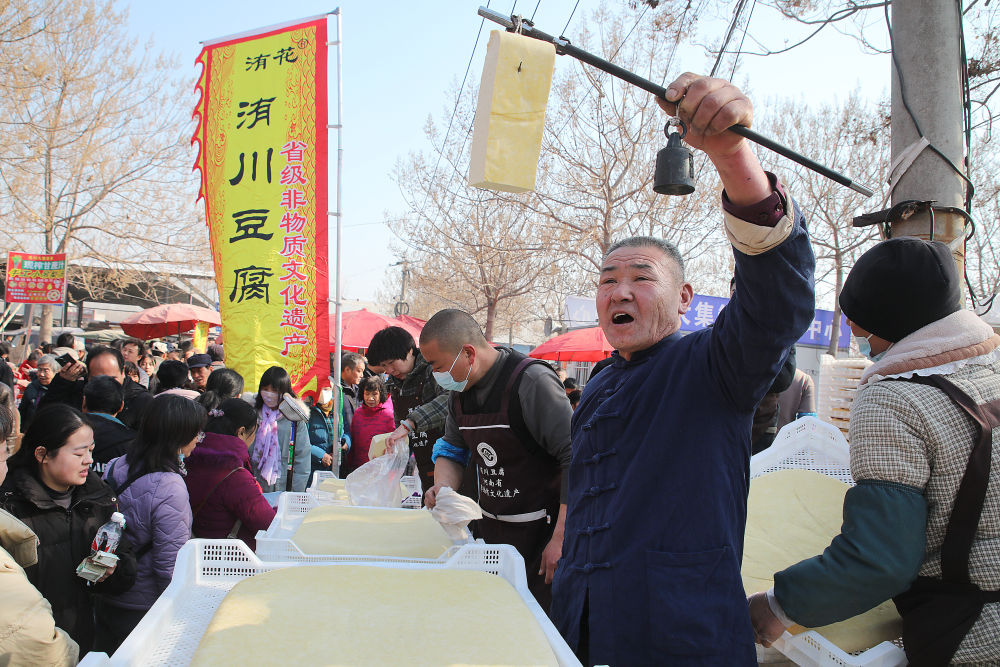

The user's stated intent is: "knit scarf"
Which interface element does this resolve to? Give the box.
[251,405,282,486]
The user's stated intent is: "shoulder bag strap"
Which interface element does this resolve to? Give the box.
[107,459,146,500]
[898,374,1000,582]
[193,467,243,518]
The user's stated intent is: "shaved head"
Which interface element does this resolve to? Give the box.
[419,309,489,354]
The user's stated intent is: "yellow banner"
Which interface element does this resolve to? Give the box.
[194,18,329,398]
[192,321,210,353]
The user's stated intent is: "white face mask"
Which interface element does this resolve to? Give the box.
[319,388,333,405]
[432,349,472,392]
[260,390,280,409]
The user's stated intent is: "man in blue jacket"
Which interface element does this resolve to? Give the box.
[550,73,815,664]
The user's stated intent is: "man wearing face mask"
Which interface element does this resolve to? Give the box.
[419,309,572,613]
[749,237,1000,666]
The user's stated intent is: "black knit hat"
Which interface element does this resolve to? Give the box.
[839,237,961,343]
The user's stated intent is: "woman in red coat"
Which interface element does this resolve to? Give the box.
[344,376,395,476]
[183,398,276,550]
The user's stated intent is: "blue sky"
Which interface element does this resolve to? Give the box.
[125,1,889,303]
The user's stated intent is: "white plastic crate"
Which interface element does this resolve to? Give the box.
[769,633,905,667]
[80,539,579,667]
[306,470,351,504]
[750,417,906,667]
[308,470,423,508]
[255,492,466,563]
[750,416,853,485]
[817,355,871,440]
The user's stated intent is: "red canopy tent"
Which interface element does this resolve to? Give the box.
[330,309,423,351]
[120,304,221,340]
[528,327,614,362]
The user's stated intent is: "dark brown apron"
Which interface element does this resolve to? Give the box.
[390,373,444,494]
[892,374,1000,666]
[454,354,562,612]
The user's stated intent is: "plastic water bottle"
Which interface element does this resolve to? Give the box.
[91,512,126,554]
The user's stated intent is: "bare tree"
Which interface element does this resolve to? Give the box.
[757,94,889,355]
[518,7,734,303]
[387,80,557,341]
[0,0,206,342]
[967,134,1000,313]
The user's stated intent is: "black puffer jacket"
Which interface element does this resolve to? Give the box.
[18,378,47,432]
[0,468,137,654]
[87,414,136,476]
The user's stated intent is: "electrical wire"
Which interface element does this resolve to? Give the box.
[883,2,976,207]
[957,0,974,212]
[934,205,998,312]
[530,0,542,22]
[414,0,495,220]
[550,3,652,140]
[728,0,757,81]
[561,0,581,37]
[709,0,748,78]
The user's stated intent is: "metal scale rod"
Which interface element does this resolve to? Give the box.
[478,6,875,198]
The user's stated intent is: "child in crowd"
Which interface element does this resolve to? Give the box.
[344,375,395,476]
[99,394,206,653]
[185,398,275,550]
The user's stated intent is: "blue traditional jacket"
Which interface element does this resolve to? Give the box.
[552,202,815,665]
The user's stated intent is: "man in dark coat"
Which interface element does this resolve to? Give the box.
[550,74,815,665]
[41,346,153,430]
[81,376,135,475]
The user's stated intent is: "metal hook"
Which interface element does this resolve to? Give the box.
[665,118,687,140]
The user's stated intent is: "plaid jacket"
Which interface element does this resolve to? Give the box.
[851,359,1000,662]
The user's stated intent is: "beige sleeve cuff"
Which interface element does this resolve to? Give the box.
[723,194,796,256]
[767,587,796,627]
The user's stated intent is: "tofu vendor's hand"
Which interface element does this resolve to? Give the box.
[657,73,752,159]
[424,484,442,509]
[748,592,787,647]
[384,424,410,453]
[539,534,562,585]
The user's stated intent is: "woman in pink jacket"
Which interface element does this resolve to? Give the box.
[183,399,276,550]
[345,376,395,476]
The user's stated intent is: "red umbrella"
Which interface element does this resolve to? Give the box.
[330,309,423,351]
[529,327,614,362]
[120,303,221,340]
[395,314,427,330]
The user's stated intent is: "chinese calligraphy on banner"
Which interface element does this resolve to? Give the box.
[678,293,851,349]
[4,252,67,304]
[193,18,329,397]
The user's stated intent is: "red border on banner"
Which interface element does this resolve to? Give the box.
[192,18,330,397]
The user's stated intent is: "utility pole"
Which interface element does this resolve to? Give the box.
[392,260,410,317]
[890,0,966,274]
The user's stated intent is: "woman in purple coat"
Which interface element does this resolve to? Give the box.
[97,394,206,653]
[184,398,276,549]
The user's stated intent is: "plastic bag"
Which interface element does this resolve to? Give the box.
[429,487,483,542]
[345,435,409,507]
